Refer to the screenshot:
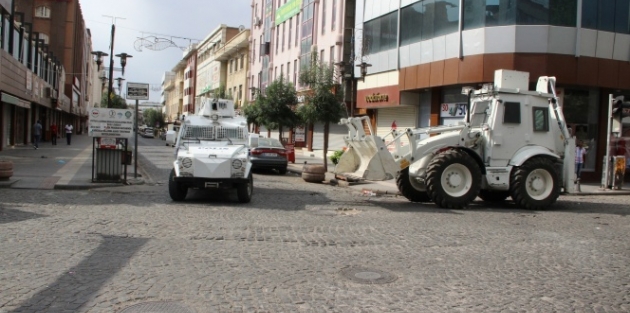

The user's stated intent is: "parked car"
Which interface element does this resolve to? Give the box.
[143,128,154,138]
[250,137,288,174]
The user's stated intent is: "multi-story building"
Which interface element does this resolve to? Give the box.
[0,0,68,151]
[182,44,198,115]
[196,25,240,101]
[162,59,185,123]
[357,0,630,182]
[249,0,357,150]
[214,29,250,111]
[16,0,91,134]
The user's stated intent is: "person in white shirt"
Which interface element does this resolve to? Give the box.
[575,141,587,183]
[65,123,73,145]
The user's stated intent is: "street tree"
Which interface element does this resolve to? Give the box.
[242,100,263,133]
[100,93,128,109]
[143,109,166,129]
[298,57,345,172]
[255,77,300,141]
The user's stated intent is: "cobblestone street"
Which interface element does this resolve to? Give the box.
[1,173,629,313]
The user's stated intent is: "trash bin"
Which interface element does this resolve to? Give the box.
[95,148,123,181]
[284,144,295,163]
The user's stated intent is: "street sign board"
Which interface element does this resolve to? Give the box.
[126,82,149,100]
[88,108,135,138]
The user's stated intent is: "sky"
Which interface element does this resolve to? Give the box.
[80,0,252,103]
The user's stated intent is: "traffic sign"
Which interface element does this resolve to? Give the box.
[126,82,149,100]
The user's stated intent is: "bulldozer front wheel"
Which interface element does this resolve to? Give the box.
[510,158,559,210]
[478,190,511,202]
[396,168,430,202]
[426,150,481,209]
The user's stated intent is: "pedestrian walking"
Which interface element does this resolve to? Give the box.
[33,120,42,149]
[50,123,58,145]
[575,140,587,183]
[65,123,73,145]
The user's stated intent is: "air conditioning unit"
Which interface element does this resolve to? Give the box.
[44,87,58,99]
[260,42,270,55]
[254,17,262,28]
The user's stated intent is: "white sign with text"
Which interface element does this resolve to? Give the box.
[88,108,135,138]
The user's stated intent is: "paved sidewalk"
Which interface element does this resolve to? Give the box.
[0,134,138,190]
[1,137,628,196]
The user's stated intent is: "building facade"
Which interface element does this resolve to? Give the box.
[16,0,91,134]
[195,25,240,103]
[249,0,357,150]
[356,0,630,181]
[0,0,68,151]
[214,29,250,111]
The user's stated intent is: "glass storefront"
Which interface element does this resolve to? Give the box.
[561,88,600,173]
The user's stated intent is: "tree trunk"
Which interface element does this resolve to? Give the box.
[323,121,329,172]
[278,125,283,142]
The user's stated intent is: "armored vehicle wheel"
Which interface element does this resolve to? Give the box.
[478,190,510,202]
[426,149,482,209]
[396,168,430,202]
[168,169,188,201]
[510,158,560,210]
[237,173,253,203]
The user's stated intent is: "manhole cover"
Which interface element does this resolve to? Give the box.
[119,301,195,313]
[340,267,397,284]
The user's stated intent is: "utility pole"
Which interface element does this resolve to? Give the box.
[103,15,125,108]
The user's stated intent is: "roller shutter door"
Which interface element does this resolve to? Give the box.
[376,106,418,147]
[312,122,347,151]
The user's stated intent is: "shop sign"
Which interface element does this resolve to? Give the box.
[365,93,389,103]
[275,0,302,25]
[88,108,135,138]
[294,126,305,142]
[1,93,30,109]
[440,103,467,118]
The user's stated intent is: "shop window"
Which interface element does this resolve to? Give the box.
[503,102,521,124]
[532,107,549,132]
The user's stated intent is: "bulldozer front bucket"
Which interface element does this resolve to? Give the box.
[334,117,399,181]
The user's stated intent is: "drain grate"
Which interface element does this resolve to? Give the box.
[340,267,398,284]
[119,301,195,313]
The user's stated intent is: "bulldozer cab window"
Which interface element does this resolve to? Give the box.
[470,100,491,127]
[503,102,521,124]
[533,107,549,132]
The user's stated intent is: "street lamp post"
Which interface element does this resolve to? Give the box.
[115,77,125,95]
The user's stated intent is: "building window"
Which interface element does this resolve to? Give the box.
[282,22,285,51]
[295,13,300,47]
[464,0,577,30]
[321,0,326,34]
[533,107,549,132]
[281,64,284,78]
[583,0,629,33]
[401,0,459,46]
[330,46,334,66]
[287,62,290,80]
[364,11,398,54]
[288,18,292,50]
[240,55,244,69]
[35,6,51,18]
[331,0,336,31]
[275,26,279,54]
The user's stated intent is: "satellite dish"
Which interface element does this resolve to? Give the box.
[239,25,245,32]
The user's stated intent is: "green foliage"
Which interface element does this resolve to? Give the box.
[100,92,128,109]
[297,55,346,125]
[244,77,300,134]
[143,109,166,129]
[329,149,344,165]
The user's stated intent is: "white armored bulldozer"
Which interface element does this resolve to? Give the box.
[167,97,253,203]
[335,69,577,210]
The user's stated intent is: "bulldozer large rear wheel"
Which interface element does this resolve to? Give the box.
[396,168,430,202]
[510,158,559,210]
[426,150,481,209]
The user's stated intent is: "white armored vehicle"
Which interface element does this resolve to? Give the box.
[335,70,576,210]
[167,97,253,203]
